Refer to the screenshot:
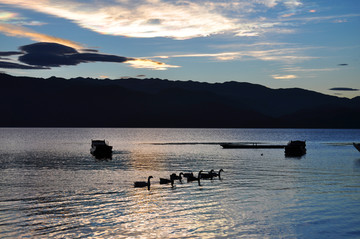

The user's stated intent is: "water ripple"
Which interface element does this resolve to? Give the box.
[1,128,360,238]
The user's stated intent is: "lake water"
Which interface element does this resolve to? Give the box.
[0,128,359,238]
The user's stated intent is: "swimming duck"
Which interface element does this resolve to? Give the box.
[183,172,194,179]
[160,174,175,187]
[134,176,153,190]
[200,170,214,179]
[187,170,202,186]
[171,173,184,183]
[210,169,224,179]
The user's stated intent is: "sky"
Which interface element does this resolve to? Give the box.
[0,0,359,98]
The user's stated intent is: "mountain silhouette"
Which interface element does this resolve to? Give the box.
[0,73,359,128]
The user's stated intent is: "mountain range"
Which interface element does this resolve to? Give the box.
[1,73,359,128]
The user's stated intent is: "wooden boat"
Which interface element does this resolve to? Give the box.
[353,143,360,152]
[285,140,306,157]
[90,139,113,158]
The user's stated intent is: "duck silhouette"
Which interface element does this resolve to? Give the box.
[200,170,214,179]
[160,174,175,187]
[210,169,224,179]
[134,176,153,190]
[183,172,194,179]
[186,170,202,186]
[171,172,184,183]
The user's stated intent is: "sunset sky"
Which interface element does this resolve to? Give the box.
[0,0,359,98]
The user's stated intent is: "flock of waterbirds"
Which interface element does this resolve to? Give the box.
[134,169,224,190]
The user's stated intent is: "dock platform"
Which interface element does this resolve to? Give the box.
[220,143,286,149]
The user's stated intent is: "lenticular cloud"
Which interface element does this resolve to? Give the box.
[0,42,179,70]
[18,42,131,67]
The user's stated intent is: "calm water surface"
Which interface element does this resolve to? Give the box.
[0,128,359,238]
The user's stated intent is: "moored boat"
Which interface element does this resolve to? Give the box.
[90,139,113,158]
[285,140,306,157]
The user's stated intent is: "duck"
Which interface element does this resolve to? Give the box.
[160,174,175,187]
[171,172,184,183]
[210,169,224,179]
[186,170,202,186]
[134,176,153,190]
[199,170,214,179]
[183,172,194,179]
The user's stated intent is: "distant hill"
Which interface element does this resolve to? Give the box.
[0,73,359,128]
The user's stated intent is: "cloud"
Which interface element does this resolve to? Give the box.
[152,42,321,64]
[329,87,359,91]
[0,61,49,69]
[333,19,348,23]
[272,74,297,79]
[279,66,342,79]
[0,10,45,26]
[17,42,131,67]
[0,42,179,70]
[0,0,305,39]
[281,13,296,18]
[282,66,337,72]
[125,59,180,70]
[284,0,302,8]
[152,46,318,63]
[0,23,83,49]
[0,0,238,39]
[0,51,23,56]
[282,13,360,23]
[0,11,20,21]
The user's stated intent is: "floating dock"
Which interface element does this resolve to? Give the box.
[220,141,306,157]
[220,143,286,149]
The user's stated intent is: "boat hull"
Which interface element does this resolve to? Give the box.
[90,146,113,158]
[285,140,306,157]
[353,143,360,152]
[90,140,113,158]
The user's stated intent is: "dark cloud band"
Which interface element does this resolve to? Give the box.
[0,42,134,69]
[18,42,133,67]
[0,42,171,70]
[0,61,49,69]
[0,51,23,56]
[329,87,359,91]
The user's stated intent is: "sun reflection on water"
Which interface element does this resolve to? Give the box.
[128,144,169,171]
[121,184,234,238]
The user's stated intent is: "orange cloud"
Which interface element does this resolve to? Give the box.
[125,59,180,70]
[281,13,296,18]
[0,23,83,49]
[272,74,298,80]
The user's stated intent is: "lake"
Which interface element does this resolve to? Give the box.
[0,128,359,238]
